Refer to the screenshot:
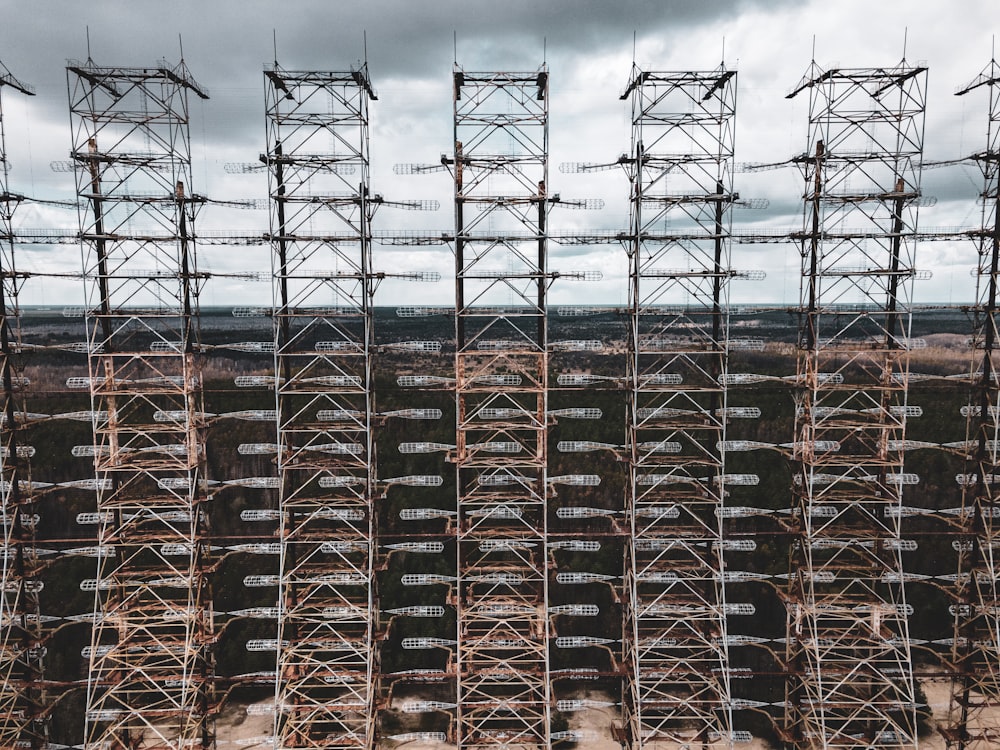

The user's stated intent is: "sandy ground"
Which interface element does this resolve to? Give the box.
[921,677,953,750]
[216,699,273,745]
[216,678,966,748]
[564,690,622,750]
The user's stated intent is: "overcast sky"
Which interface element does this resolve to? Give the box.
[1,0,997,308]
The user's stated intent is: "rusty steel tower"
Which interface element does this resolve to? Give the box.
[264,62,379,750]
[944,57,1000,750]
[0,61,45,750]
[619,65,740,749]
[67,57,214,750]
[448,65,551,749]
[782,60,926,748]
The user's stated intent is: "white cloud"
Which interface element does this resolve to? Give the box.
[1,0,996,305]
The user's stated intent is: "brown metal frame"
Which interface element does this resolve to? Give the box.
[782,59,926,748]
[67,56,215,750]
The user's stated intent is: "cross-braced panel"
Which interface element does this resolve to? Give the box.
[620,66,738,749]
[944,58,1000,750]
[782,61,926,749]
[0,61,46,750]
[452,67,551,750]
[265,64,378,750]
[67,57,214,750]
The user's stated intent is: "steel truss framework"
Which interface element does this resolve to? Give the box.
[449,66,551,749]
[0,62,46,749]
[67,58,214,750]
[265,63,379,750]
[782,61,926,748]
[945,58,1000,749]
[620,66,738,749]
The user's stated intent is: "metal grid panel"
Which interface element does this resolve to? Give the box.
[452,67,551,750]
[782,60,926,749]
[265,64,378,750]
[621,66,737,749]
[67,58,215,750]
[0,61,46,749]
[944,58,1000,750]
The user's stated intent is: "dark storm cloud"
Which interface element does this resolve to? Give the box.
[1,0,796,126]
[2,0,997,305]
[0,0,790,210]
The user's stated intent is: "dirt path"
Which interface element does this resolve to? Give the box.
[218,678,965,748]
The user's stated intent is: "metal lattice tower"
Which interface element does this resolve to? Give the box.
[0,61,46,750]
[450,65,551,749]
[67,57,214,750]
[620,66,738,749]
[264,63,378,750]
[782,60,926,748]
[945,58,1000,750]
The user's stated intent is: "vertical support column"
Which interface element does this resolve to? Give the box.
[947,58,1000,750]
[264,63,378,750]
[67,58,214,750]
[0,61,45,750]
[451,66,551,749]
[782,60,926,748]
[620,66,738,749]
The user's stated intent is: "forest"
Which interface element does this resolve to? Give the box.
[8,304,980,744]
